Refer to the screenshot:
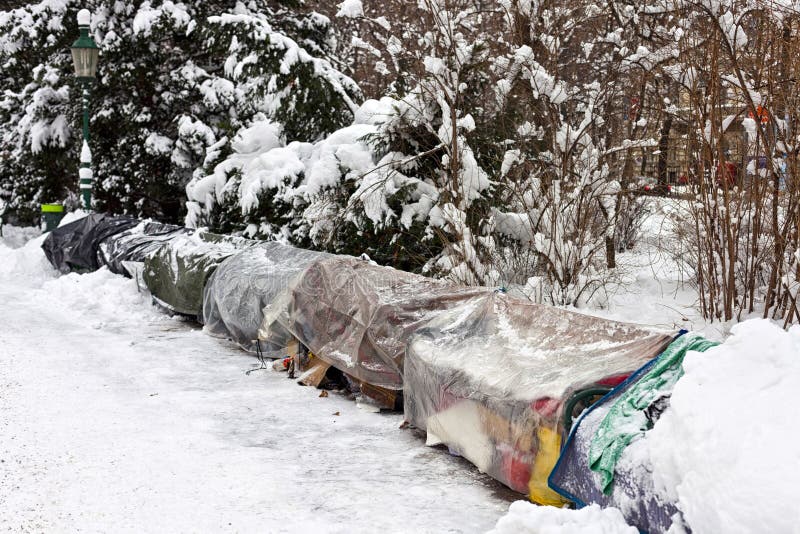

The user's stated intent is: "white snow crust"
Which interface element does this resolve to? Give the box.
[489,501,637,534]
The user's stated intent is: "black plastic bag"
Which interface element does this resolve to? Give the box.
[42,213,139,273]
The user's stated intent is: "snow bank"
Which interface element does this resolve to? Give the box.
[646,319,800,533]
[489,501,637,534]
[0,224,41,249]
[0,232,57,287]
[41,268,158,324]
[0,223,156,324]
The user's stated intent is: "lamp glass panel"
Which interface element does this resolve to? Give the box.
[71,47,99,78]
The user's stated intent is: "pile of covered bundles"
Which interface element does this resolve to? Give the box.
[549,333,717,533]
[99,220,191,277]
[203,242,333,354]
[258,256,490,408]
[143,231,256,318]
[42,213,139,273]
[402,292,674,505]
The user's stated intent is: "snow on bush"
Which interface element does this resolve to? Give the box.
[185,98,393,243]
[336,0,364,19]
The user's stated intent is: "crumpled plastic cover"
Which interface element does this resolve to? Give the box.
[142,231,256,318]
[257,255,492,390]
[42,213,140,273]
[402,292,674,501]
[99,220,191,276]
[203,242,334,354]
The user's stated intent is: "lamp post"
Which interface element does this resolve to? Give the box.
[70,9,99,210]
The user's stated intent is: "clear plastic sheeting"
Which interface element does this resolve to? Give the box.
[41,213,139,273]
[402,293,674,503]
[99,220,192,276]
[202,242,334,354]
[142,232,256,318]
[258,256,492,390]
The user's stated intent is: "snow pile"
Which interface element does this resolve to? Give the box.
[489,501,637,534]
[0,224,41,248]
[0,221,154,324]
[646,319,800,533]
[41,268,158,325]
[0,232,56,287]
[0,213,94,286]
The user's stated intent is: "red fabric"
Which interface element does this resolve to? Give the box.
[595,374,630,388]
[501,448,534,493]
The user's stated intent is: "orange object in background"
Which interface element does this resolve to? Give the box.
[748,105,769,124]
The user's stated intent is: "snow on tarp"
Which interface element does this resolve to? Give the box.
[402,292,673,503]
[257,255,491,390]
[41,213,140,273]
[202,242,334,354]
[588,334,717,495]
[99,220,192,276]
[142,231,256,318]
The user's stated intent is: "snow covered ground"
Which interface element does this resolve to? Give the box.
[489,502,637,534]
[593,198,729,342]
[0,228,516,533]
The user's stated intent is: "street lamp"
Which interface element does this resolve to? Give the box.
[70,8,99,210]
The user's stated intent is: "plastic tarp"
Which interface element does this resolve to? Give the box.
[549,334,713,534]
[42,213,140,273]
[402,293,674,503]
[142,232,256,318]
[99,220,191,276]
[257,256,492,390]
[203,242,334,353]
[588,334,718,493]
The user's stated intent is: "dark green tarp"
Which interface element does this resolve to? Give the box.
[142,232,256,318]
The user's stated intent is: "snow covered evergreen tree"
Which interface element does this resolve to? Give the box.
[0,1,359,223]
[0,1,77,222]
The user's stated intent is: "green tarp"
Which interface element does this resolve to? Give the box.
[588,333,719,494]
[142,231,256,318]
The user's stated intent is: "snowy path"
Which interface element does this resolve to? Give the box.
[0,251,514,532]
